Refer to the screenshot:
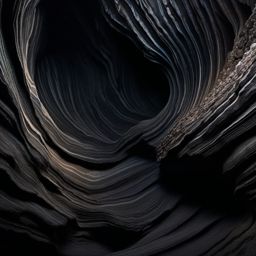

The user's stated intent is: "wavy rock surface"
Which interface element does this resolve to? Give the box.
[1,0,256,255]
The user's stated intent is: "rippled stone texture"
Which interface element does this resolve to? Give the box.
[1,0,256,255]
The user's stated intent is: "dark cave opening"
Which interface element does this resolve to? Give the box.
[34,0,169,144]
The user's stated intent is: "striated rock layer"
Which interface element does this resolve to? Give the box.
[1,0,256,255]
